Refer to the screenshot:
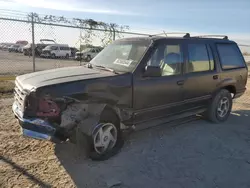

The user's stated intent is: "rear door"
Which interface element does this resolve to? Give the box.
[59,46,66,56]
[182,41,219,109]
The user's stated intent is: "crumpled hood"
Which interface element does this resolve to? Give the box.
[16,66,115,91]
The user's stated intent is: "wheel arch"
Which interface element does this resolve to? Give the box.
[100,105,121,125]
[214,78,237,97]
[76,103,124,136]
[223,85,236,96]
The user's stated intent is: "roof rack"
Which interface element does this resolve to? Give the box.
[149,32,190,38]
[192,35,228,40]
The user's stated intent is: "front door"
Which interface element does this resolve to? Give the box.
[133,40,186,124]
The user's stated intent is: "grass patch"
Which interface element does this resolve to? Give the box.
[0,81,15,93]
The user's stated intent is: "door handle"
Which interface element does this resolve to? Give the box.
[177,80,185,85]
[213,75,219,80]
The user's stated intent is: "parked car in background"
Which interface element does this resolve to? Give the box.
[23,43,48,56]
[18,46,24,53]
[70,47,79,57]
[2,45,9,51]
[0,43,6,50]
[41,44,71,59]
[8,44,22,52]
[75,47,103,61]
[23,39,56,57]
[1,43,14,51]
[23,43,32,56]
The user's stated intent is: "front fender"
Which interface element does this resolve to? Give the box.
[77,103,106,136]
[60,102,107,136]
[60,100,132,136]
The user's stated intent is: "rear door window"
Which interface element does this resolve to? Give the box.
[217,43,245,69]
[187,44,214,72]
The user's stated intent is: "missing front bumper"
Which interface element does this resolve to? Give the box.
[12,101,56,141]
[22,128,51,140]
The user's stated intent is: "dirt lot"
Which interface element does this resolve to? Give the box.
[0,51,82,76]
[0,73,250,188]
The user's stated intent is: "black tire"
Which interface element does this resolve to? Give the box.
[205,89,232,123]
[86,55,91,62]
[51,53,56,59]
[76,109,124,161]
[65,54,69,59]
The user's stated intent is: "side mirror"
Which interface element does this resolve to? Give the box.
[143,65,161,77]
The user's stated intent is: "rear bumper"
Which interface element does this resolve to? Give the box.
[12,101,56,140]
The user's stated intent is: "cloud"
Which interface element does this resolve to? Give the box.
[3,0,139,15]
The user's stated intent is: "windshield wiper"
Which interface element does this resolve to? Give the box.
[93,65,119,74]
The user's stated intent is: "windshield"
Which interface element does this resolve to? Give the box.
[81,48,91,53]
[44,46,58,50]
[90,39,151,72]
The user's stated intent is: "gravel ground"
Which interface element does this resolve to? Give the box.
[0,51,83,76]
[0,80,250,188]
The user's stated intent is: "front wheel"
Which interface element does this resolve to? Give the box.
[65,54,69,59]
[86,55,91,62]
[76,111,124,161]
[205,89,232,123]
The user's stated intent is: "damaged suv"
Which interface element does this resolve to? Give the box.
[13,34,248,160]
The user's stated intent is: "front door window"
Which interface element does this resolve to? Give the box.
[147,44,184,76]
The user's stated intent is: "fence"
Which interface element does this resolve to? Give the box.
[0,10,152,79]
[0,10,250,80]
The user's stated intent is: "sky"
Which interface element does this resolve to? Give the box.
[0,0,250,50]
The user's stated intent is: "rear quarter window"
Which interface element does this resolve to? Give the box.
[217,43,245,69]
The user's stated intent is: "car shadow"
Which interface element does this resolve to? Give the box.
[54,109,250,188]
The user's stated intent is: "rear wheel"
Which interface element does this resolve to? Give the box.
[51,53,56,59]
[205,89,232,123]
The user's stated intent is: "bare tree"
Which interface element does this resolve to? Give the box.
[28,13,129,47]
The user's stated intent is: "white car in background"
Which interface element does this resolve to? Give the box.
[41,44,71,59]
[18,46,24,53]
[8,44,22,52]
[75,47,103,61]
